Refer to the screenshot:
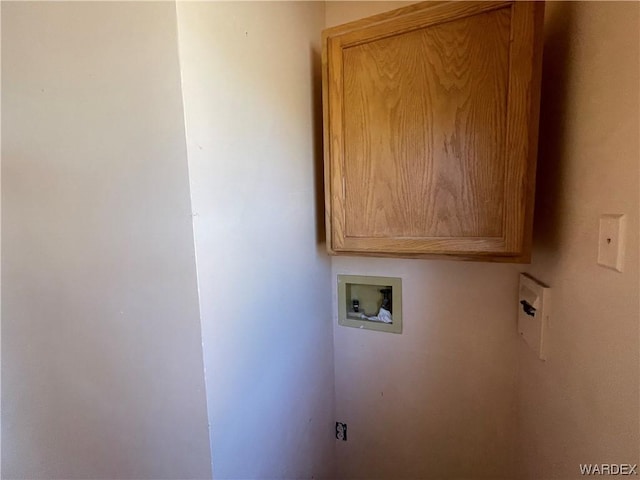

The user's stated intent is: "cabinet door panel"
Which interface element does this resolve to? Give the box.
[343,7,510,239]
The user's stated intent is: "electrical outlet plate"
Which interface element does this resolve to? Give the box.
[598,214,625,272]
[336,422,347,441]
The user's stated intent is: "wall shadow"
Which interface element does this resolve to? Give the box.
[310,46,327,246]
[531,2,576,257]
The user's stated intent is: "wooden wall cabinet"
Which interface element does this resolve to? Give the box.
[322,1,544,262]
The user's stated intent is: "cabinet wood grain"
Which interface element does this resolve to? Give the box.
[323,1,544,261]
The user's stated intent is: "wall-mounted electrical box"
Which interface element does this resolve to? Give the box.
[518,273,550,360]
[337,275,402,334]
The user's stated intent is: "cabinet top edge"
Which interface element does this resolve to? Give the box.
[322,0,514,41]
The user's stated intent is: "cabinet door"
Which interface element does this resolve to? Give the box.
[323,1,544,261]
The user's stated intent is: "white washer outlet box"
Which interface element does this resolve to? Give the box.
[518,273,550,360]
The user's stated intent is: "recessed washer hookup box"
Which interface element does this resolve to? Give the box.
[337,275,402,334]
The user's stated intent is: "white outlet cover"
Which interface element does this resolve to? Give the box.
[597,214,625,272]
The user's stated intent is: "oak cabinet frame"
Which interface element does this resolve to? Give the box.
[322,1,544,262]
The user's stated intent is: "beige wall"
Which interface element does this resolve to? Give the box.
[1,2,211,478]
[326,3,520,478]
[517,2,640,478]
[176,2,336,478]
[2,2,637,479]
